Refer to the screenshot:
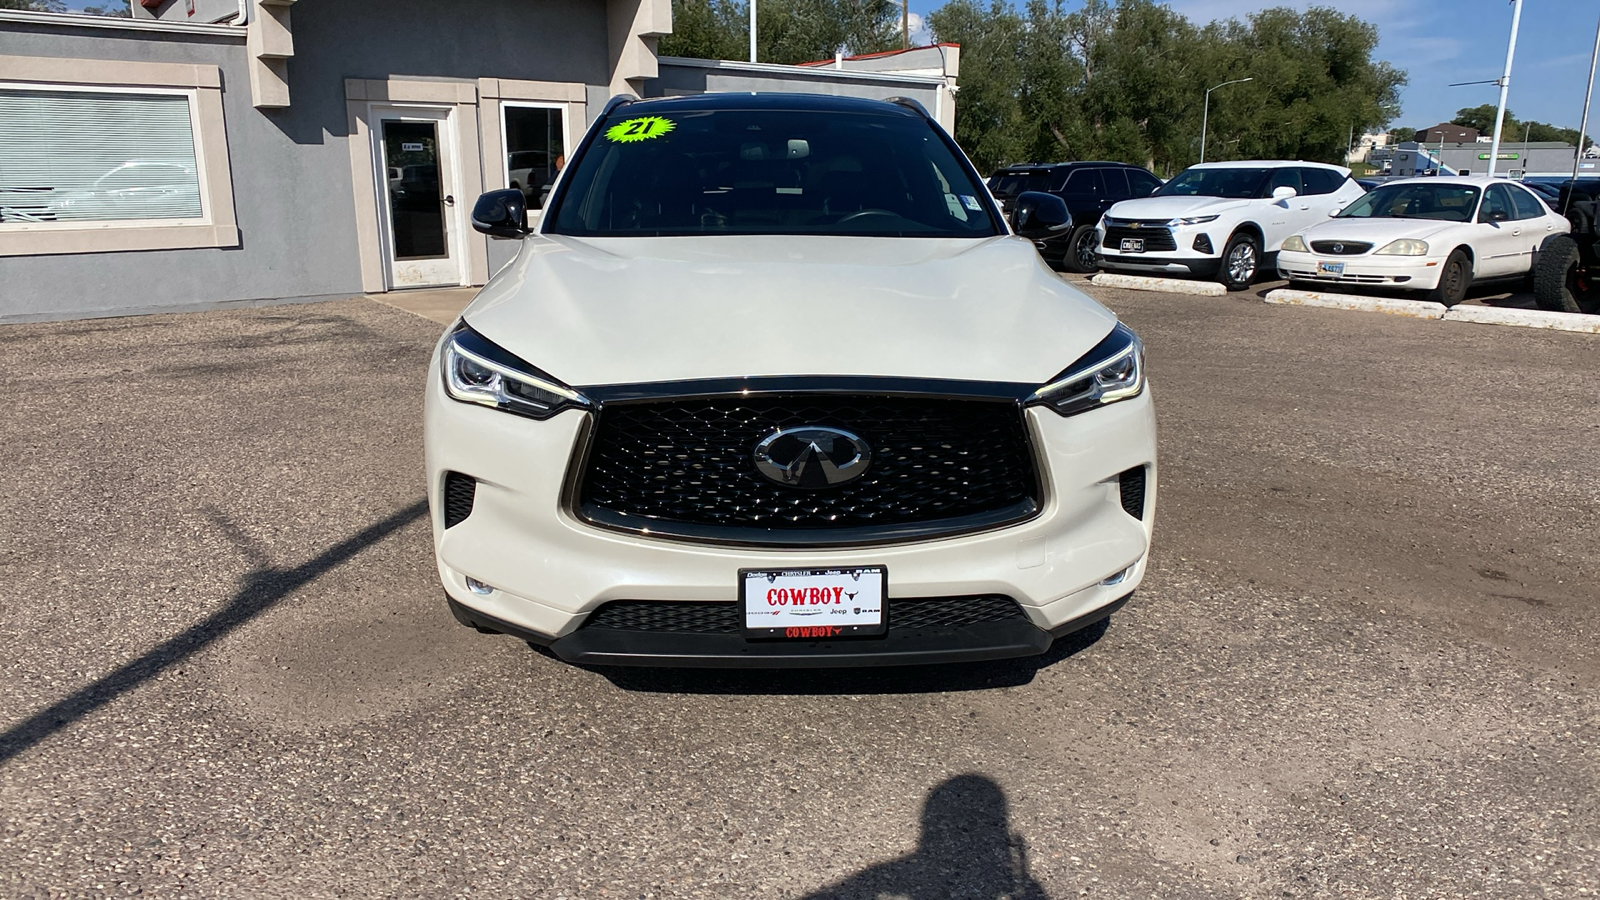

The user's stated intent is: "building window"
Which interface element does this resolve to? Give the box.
[502,103,566,210]
[0,86,206,227]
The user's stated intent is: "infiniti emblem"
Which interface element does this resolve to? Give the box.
[753,427,872,489]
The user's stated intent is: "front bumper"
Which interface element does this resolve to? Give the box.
[1277,249,1444,289]
[1096,252,1222,277]
[425,357,1158,667]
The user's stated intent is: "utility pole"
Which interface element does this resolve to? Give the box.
[750,0,757,63]
[1487,0,1524,177]
[903,0,909,50]
[1569,10,1600,214]
[1200,77,1253,164]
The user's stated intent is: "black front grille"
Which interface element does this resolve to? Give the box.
[1309,240,1373,255]
[581,596,1029,635]
[1118,466,1146,520]
[577,395,1038,543]
[443,471,476,528]
[1104,224,1177,252]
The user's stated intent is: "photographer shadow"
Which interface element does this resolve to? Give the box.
[799,774,1052,900]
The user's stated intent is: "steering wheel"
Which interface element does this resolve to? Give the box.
[836,208,899,224]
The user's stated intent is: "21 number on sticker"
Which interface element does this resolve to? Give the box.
[605,116,676,143]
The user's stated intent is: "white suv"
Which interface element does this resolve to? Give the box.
[1096,161,1366,290]
[426,93,1158,668]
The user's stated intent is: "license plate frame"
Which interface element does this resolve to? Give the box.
[1119,237,1145,253]
[739,566,887,639]
[1318,261,1345,276]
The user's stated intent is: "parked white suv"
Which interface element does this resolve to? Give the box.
[427,93,1158,668]
[1096,161,1366,290]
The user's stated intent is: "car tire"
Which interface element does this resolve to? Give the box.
[1426,249,1472,307]
[1217,232,1260,291]
[1532,233,1600,314]
[1063,224,1101,273]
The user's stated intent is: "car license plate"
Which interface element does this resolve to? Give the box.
[1120,238,1145,253]
[741,566,886,638]
[1318,261,1345,276]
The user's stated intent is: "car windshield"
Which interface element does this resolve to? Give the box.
[1338,183,1480,222]
[546,107,1000,237]
[1153,167,1272,199]
[989,172,1046,198]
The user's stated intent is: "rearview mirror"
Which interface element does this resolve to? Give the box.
[472,188,531,238]
[1272,185,1298,201]
[1012,191,1072,235]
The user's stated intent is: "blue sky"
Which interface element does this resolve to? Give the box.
[906,0,1600,139]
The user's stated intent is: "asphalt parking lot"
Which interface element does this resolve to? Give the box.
[2,286,1597,899]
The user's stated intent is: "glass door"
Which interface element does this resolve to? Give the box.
[375,108,462,288]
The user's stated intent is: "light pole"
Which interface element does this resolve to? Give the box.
[1487,0,1524,177]
[1201,77,1253,164]
[750,0,757,63]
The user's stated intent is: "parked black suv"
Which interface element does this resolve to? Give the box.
[988,162,1164,271]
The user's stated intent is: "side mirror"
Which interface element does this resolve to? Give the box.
[1482,208,1510,223]
[1272,185,1298,201]
[1012,190,1072,235]
[472,188,530,238]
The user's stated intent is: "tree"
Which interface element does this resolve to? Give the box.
[929,1,1404,174]
[82,1,132,15]
[660,0,900,64]
[1389,127,1418,143]
[1452,104,1507,135]
[0,0,67,10]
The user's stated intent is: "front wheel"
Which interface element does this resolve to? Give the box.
[1532,233,1600,314]
[1217,233,1259,291]
[1426,249,1472,307]
[1063,224,1101,273]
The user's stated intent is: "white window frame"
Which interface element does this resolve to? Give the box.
[498,100,573,219]
[0,81,213,232]
[0,55,237,257]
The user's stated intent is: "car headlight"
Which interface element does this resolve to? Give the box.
[1282,234,1308,253]
[441,323,590,420]
[1168,215,1219,226]
[1027,322,1145,417]
[1375,238,1429,256]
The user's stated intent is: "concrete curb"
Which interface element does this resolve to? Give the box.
[1263,289,1447,319]
[1089,273,1228,296]
[1441,305,1600,333]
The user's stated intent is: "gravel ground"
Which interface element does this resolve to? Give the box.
[0,289,1595,899]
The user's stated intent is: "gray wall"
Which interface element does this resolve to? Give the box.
[2,0,611,320]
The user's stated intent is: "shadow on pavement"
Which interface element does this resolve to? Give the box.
[0,500,428,766]
[586,617,1109,695]
[797,774,1052,900]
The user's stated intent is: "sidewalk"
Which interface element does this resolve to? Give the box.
[367,287,477,325]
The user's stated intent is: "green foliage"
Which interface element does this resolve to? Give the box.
[1451,104,1591,150]
[1389,127,1418,143]
[81,1,133,16]
[928,1,1404,175]
[660,0,901,65]
[0,0,67,10]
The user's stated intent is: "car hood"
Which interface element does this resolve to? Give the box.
[461,234,1118,387]
[1295,216,1463,245]
[1106,195,1250,220]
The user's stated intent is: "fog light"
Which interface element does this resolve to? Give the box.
[466,577,494,595]
[1192,234,1213,254]
[1101,567,1132,586]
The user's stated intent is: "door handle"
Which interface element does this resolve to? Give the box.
[444,195,455,207]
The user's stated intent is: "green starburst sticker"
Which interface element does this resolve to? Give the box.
[605,116,676,143]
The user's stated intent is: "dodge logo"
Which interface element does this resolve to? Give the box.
[753,427,872,489]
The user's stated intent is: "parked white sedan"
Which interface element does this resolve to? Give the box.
[1277,176,1569,306]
